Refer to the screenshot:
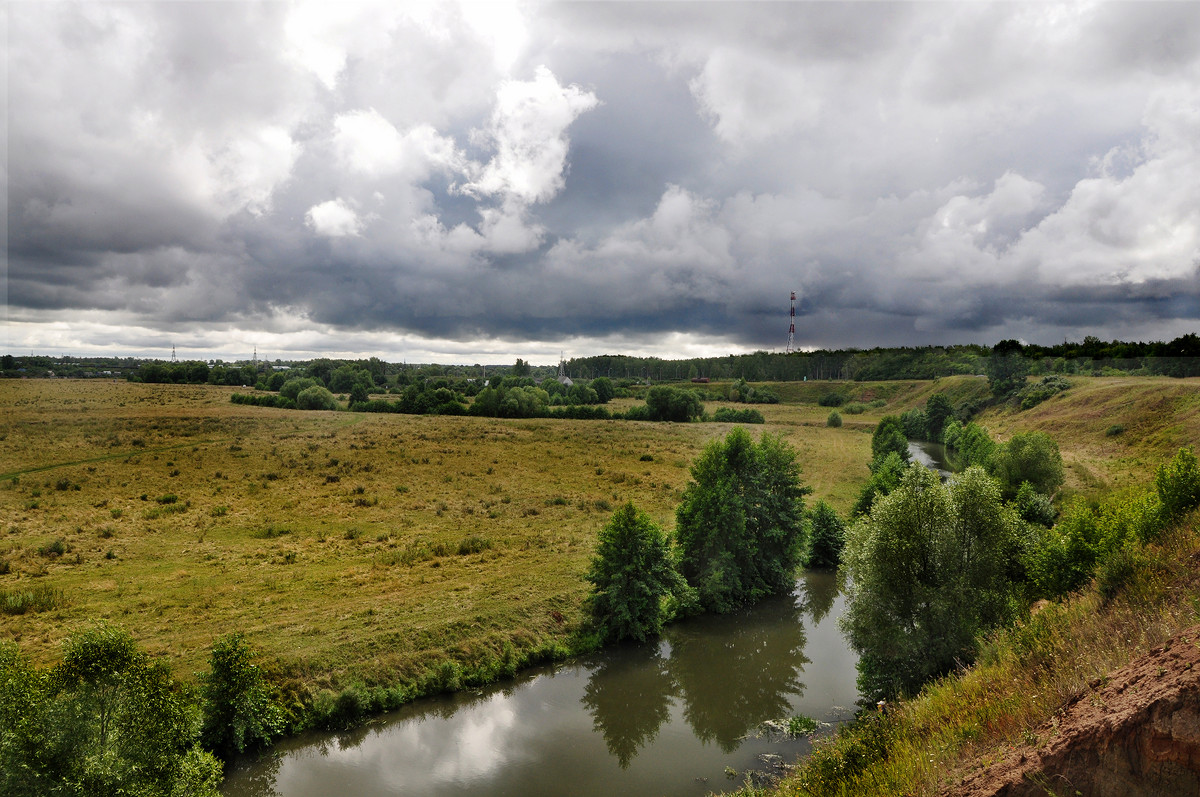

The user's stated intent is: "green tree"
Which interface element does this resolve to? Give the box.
[586,504,688,643]
[676,428,810,612]
[296,385,339,411]
[841,465,1021,699]
[643,385,704,422]
[925,393,953,441]
[279,376,319,401]
[512,358,531,377]
[871,416,910,461]
[200,633,283,759]
[987,340,1030,398]
[0,625,222,797]
[852,450,907,516]
[590,377,615,403]
[956,422,996,469]
[991,431,1064,499]
[807,501,846,569]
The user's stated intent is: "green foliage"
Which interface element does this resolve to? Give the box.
[590,377,615,403]
[1105,424,1125,437]
[826,411,842,428]
[711,407,766,424]
[986,341,1031,398]
[1014,481,1056,527]
[0,624,222,797]
[852,451,907,517]
[1156,447,1200,518]
[642,385,705,422]
[818,392,846,407]
[807,501,846,569]
[200,633,283,759]
[954,422,996,469]
[1022,499,1102,600]
[924,392,953,441]
[841,466,1022,699]
[991,431,1064,499]
[1016,375,1071,409]
[279,377,320,401]
[900,407,928,441]
[586,503,689,643]
[296,385,339,411]
[870,416,910,462]
[941,418,962,448]
[675,428,809,612]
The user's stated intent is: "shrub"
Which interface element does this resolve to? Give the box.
[826,411,842,428]
[870,416,909,461]
[1105,424,1125,437]
[1014,481,1056,527]
[200,633,284,759]
[818,392,846,407]
[842,402,867,415]
[712,407,765,424]
[1156,447,1200,519]
[991,431,1064,499]
[279,377,320,401]
[296,385,339,411]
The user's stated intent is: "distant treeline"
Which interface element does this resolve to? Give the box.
[4,333,1199,383]
[563,333,1200,381]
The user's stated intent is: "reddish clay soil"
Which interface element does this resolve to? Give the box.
[947,626,1200,797]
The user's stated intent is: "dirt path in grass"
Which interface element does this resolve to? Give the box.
[946,625,1200,797]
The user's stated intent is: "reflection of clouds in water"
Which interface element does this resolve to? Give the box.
[427,694,519,784]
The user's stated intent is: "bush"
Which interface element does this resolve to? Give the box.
[586,503,688,643]
[826,411,842,428]
[842,402,867,415]
[711,407,765,424]
[1105,424,1125,437]
[991,431,1064,499]
[1014,481,1056,527]
[642,385,704,422]
[1156,447,1200,519]
[200,633,284,759]
[279,377,320,401]
[296,385,339,411]
[818,392,846,407]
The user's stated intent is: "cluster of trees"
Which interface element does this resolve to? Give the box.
[585,428,828,643]
[841,405,1200,699]
[0,627,281,797]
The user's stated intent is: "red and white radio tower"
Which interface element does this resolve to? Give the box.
[786,291,797,353]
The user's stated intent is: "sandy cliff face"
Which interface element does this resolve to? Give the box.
[950,627,1200,797]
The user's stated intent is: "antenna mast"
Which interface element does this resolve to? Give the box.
[786,291,797,354]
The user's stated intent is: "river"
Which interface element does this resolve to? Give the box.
[221,570,858,797]
[907,439,957,478]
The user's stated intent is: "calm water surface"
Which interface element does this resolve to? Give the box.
[908,440,957,478]
[222,570,858,797]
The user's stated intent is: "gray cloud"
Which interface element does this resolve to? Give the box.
[6,1,1200,361]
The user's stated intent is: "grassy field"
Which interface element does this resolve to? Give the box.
[0,379,875,693]
[3,375,1195,704]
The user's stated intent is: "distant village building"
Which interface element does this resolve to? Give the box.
[557,355,573,387]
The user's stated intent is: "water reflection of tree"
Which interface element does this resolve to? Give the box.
[668,594,809,751]
[225,748,285,797]
[581,644,675,768]
[799,570,839,626]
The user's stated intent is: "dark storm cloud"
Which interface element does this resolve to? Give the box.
[6,1,1200,360]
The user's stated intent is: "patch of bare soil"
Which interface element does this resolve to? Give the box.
[947,626,1200,797]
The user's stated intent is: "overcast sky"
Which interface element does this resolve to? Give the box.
[5,1,1200,364]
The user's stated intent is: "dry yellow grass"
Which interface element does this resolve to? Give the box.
[0,379,871,691]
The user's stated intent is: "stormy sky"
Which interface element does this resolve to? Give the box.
[5,1,1200,364]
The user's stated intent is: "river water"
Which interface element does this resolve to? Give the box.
[907,439,957,478]
[222,570,858,797]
